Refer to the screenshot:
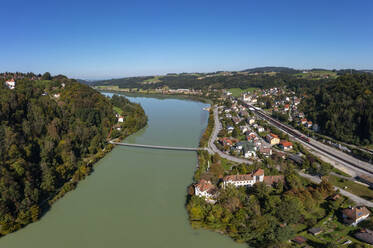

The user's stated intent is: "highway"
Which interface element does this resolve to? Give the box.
[247,104,373,177]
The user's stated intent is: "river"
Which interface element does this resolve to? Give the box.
[0,94,244,248]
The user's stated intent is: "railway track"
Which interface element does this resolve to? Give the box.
[248,106,373,176]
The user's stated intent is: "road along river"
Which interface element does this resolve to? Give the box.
[0,94,244,248]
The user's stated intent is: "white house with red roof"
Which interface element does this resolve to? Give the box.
[194,180,218,202]
[279,140,293,151]
[223,169,264,188]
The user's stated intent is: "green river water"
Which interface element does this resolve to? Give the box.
[0,94,244,248]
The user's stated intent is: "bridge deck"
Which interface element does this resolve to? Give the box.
[109,141,205,151]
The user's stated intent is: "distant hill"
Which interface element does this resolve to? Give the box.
[241,66,299,73]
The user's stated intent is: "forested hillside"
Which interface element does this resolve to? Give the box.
[91,67,347,91]
[301,73,373,145]
[0,75,146,234]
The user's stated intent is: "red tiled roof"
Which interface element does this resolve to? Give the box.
[253,169,264,176]
[270,133,279,138]
[342,207,370,222]
[223,174,253,182]
[195,180,216,193]
[292,236,307,244]
[280,140,293,147]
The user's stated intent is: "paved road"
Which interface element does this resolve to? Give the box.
[298,172,373,207]
[247,105,373,177]
[207,107,253,164]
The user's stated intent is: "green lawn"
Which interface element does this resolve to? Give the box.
[113,106,123,115]
[328,175,373,201]
[228,88,257,97]
[294,70,338,80]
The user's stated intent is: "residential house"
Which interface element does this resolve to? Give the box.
[279,140,293,151]
[220,137,233,147]
[118,116,124,123]
[194,179,218,202]
[259,146,272,157]
[354,229,373,245]
[308,227,322,236]
[266,133,280,145]
[227,126,234,133]
[292,236,307,245]
[239,125,250,134]
[243,143,256,158]
[242,94,251,102]
[232,116,241,125]
[342,206,370,226]
[53,93,60,98]
[239,110,249,117]
[300,118,307,125]
[247,117,255,125]
[5,79,15,89]
[257,126,265,133]
[284,104,290,111]
[307,121,313,128]
[247,133,259,144]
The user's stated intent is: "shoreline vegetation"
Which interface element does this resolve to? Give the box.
[96,87,213,105]
[0,74,147,236]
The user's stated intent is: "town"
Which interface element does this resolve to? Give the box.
[189,86,373,247]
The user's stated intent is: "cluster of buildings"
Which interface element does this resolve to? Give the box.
[218,113,273,159]
[154,88,203,95]
[194,169,284,202]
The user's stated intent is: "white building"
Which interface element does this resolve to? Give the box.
[194,180,217,203]
[248,118,255,125]
[257,126,265,133]
[5,79,16,89]
[242,94,251,102]
[118,116,124,123]
[223,169,264,188]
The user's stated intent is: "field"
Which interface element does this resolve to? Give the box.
[328,175,373,201]
[228,87,257,97]
[113,106,123,115]
[294,70,338,80]
[140,76,162,84]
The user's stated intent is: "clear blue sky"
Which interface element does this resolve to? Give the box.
[1,0,372,79]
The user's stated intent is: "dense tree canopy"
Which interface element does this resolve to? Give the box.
[301,73,373,145]
[0,75,146,234]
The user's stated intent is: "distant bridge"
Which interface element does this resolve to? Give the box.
[109,141,208,152]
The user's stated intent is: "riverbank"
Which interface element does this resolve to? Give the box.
[96,89,214,105]
[0,92,247,248]
[0,94,147,237]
